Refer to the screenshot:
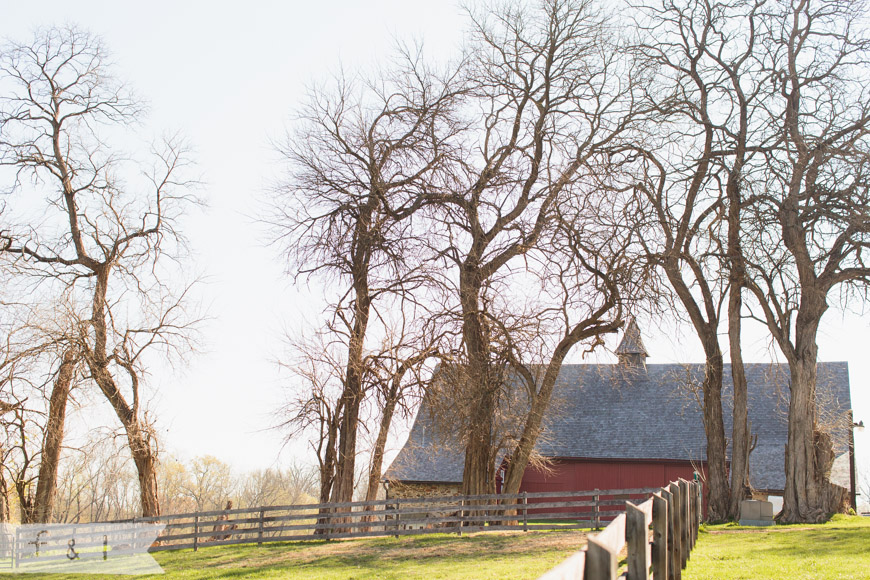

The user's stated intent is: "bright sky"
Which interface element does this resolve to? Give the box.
[2,0,868,495]
[0,0,469,473]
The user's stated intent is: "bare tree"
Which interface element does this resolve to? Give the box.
[0,26,201,517]
[361,312,439,505]
[634,0,869,523]
[237,464,319,508]
[180,455,235,512]
[0,380,38,523]
[424,0,644,496]
[272,48,461,505]
[53,433,139,523]
[740,0,870,522]
[628,0,778,520]
[157,457,196,515]
[32,346,77,522]
[0,304,84,523]
[276,330,346,509]
[500,190,649,497]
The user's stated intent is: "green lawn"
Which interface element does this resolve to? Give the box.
[3,529,587,579]
[684,515,870,580]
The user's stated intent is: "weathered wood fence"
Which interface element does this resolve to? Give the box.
[538,478,702,580]
[119,487,657,552]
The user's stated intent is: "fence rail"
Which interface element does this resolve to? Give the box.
[111,487,659,552]
[538,478,703,580]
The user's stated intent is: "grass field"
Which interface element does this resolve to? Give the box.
[684,514,870,580]
[3,529,587,579]
[10,515,866,579]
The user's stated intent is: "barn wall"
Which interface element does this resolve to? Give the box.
[519,458,709,517]
[387,482,461,500]
[389,459,711,517]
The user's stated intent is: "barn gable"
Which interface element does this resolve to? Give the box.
[384,361,852,494]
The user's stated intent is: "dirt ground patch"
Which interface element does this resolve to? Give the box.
[215,529,588,569]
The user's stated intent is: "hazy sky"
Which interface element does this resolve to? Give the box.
[0,0,469,473]
[2,1,868,491]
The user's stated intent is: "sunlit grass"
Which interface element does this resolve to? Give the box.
[684,514,870,580]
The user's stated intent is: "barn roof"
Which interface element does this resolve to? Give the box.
[384,362,852,493]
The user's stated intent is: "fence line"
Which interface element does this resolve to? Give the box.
[103,487,659,552]
[538,478,703,580]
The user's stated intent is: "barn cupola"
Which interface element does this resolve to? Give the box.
[615,318,648,369]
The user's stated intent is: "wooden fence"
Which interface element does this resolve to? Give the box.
[538,478,703,580]
[119,487,658,552]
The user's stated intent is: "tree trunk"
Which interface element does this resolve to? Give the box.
[330,380,362,505]
[33,348,76,523]
[364,386,399,504]
[16,480,36,523]
[459,267,497,498]
[128,431,160,518]
[102,384,161,518]
[87,269,161,518]
[726,161,750,521]
[500,360,563,525]
[701,348,730,522]
[462,391,497,496]
[501,386,552,497]
[781,356,823,522]
[459,267,498,525]
[662,260,730,521]
[462,393,496,525]
[502,313,623,498]
[0,473,9,523]
[361,381,402,531]
[503,343,579,495]
[329,301,369,506]
[314,425,338,536]
[318,422,339,505]
[727,291,749,520]
[330,196,376,507]
[779,295,843,523]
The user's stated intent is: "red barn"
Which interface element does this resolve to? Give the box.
[384,323,854,517]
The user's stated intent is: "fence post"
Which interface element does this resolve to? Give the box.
[458,498,464,537]
[394,499,400,538]
[257,509,265,546]
[193,515,199,552]
[652,493,668,580]
[695,483,701,539]
[625,502,649,580]
[689,483,697,547]
[682,480,693,552]
[522,492,528,532]
[593,489,601,530]
[678,480,689,567]
[586,538,617,580]
[691,481,697,550]
[666,484,682,580]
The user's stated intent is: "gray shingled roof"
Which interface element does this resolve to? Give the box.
[384,362,852,493]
